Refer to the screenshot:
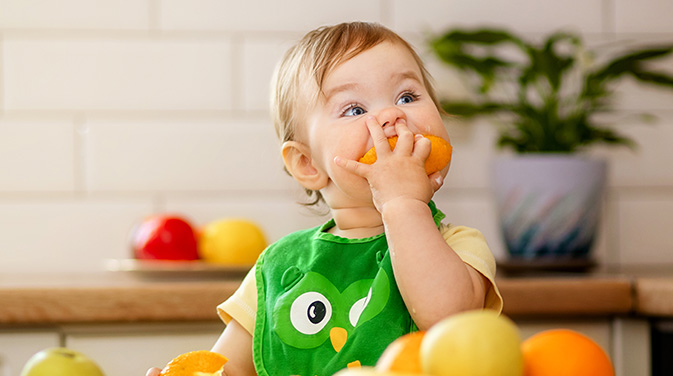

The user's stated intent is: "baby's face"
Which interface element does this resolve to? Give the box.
[300,41,449,206]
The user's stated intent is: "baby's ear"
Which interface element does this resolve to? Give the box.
[281,141,328,191]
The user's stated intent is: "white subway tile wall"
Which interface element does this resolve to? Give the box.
[0,117,76,191]
[159,0,383,32]
[391,0,606,34]
[3,37,232,110]
[0,0,671,273]
[0,0,150,30]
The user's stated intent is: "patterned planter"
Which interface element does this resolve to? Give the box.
[491,155,607,261]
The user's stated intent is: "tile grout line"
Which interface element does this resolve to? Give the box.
[602,0,616,37]
[230,34,244,113]
[73,114,88,197]
[148,0,162,32]
[0,31,4,116]
[380,0,393,26]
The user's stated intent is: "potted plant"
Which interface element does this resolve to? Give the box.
[429,28,673,270]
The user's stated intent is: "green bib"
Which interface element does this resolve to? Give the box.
[253,202,445,376]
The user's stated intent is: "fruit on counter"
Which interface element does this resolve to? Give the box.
[522,329,614,376]
[358,135,452,175]
[197,218,267,265]
[334,367,422,376]
[375,331,425,373]
[131,215,199,261]
[159,350,228,376]
[420,310,523,376]
[21,347,105,376]
[337,313,612,376]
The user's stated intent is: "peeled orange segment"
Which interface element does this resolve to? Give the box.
[160,350,228,376]
[358,135,452,175]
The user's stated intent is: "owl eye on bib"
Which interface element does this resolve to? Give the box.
[272,267,391,352]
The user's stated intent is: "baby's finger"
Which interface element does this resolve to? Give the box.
[413,134,432,161]
[146,367,162,376]
[393,120,414,155]
[366,116,392,157]
[335,156,370,178]
[428,171,445,192]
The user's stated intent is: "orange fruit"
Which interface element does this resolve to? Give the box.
[358,135,452,175]
[159,350,228,376]
[522,329,614,376]
[375,331,426,373]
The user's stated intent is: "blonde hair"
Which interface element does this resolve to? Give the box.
[271,22,442,206]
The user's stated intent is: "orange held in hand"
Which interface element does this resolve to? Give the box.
[358,135,452,175]
[159,350,228,376]
[522,329,614,376]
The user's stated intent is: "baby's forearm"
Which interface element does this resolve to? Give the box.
[211,320,256,376]
[381,198,486,330]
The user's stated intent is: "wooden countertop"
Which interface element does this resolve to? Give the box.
[0,273,241,324]
[0,269,670,325]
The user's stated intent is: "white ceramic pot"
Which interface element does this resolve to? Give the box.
[491,155,607,261]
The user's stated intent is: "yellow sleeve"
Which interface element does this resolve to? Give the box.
[439,223,503,313]
[217,265,258,335]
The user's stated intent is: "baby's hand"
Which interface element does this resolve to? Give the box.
[146,367,162,376]
[334,116,444,213]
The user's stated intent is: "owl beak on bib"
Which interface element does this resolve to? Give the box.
[330,327,362,369]
[330,327,348,352]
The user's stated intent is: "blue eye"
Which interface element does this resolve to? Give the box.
[397,92,418,105]
[342,104,366,117]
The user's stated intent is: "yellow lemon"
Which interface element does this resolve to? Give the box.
[420,310,523,376]
[197,219,267,265]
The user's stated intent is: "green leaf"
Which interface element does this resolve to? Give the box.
[436,29,524,46]
[592,46,673,81]
[427,27,673,153]
[440,101,511,117]
[630,69,673,87]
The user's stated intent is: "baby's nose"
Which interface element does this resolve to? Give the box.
[377,107,406,128]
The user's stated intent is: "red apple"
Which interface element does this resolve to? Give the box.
[131,215,199,260]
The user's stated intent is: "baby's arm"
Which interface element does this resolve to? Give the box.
[381,199,487,329]
[144,319,255,376]
[212,319,256,376]
[335,117,486,329]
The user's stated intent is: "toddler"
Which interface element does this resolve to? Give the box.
[148,21,502,376]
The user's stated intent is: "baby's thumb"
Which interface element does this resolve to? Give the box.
[146,367,162,376]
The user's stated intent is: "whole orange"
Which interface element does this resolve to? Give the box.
[359,135,452,175]
[522,329,614,376]
[375,331,426,373]
[159,350,228,376]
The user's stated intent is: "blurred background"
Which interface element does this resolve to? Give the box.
[0,0,672,274]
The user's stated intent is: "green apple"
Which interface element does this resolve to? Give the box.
[21,347,105,376]
[420,310,523,376]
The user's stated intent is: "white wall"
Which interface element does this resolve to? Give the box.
[0,0,672,273]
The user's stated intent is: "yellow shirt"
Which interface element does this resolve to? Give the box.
[218,223,503,334]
